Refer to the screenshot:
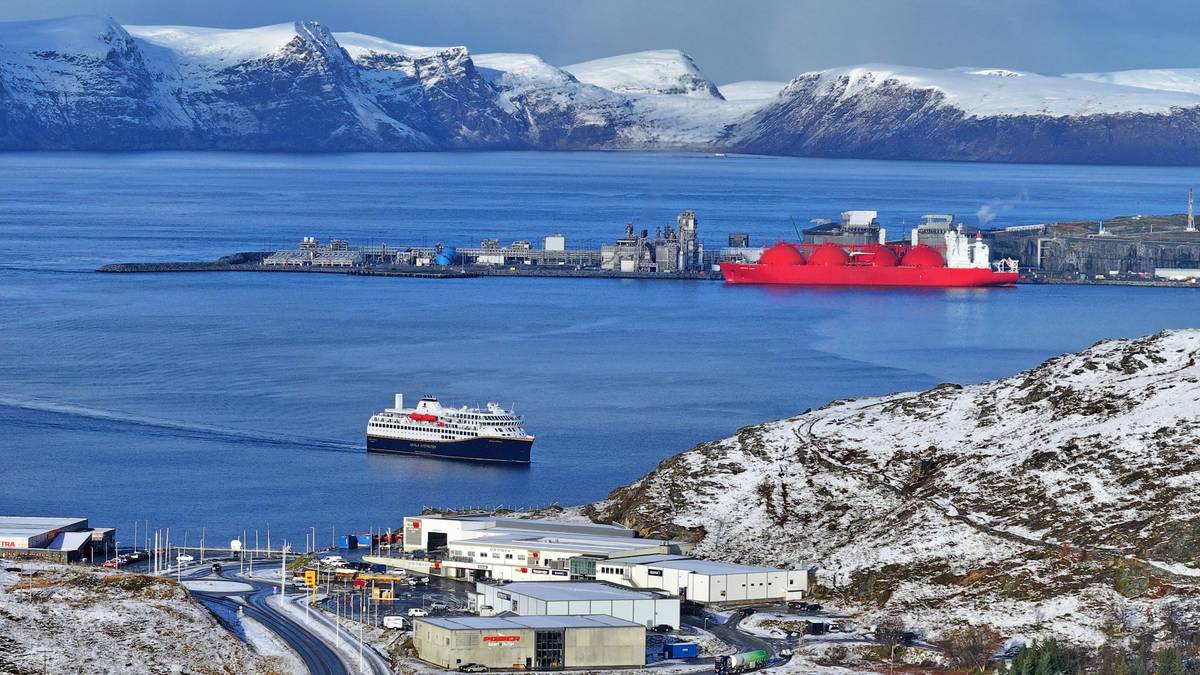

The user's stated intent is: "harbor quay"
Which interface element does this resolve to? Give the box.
[96,207,1200,287]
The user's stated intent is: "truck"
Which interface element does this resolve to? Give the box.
[382,615,409,630]
[715,650,768,674]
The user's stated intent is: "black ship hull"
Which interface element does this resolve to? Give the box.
[367,434,532,463]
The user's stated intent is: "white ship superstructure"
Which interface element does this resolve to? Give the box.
[367,394,534,463]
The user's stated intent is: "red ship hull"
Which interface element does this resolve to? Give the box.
[720,262,1018,287]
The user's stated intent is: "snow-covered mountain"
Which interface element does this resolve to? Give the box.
[587,330,1200,645]
[564,50,724,99]
[729,64,1200,164]
[3,15,1200,163]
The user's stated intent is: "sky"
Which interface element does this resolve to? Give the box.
[1,0,1198,84]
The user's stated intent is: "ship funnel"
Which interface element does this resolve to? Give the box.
[395,393,404,410]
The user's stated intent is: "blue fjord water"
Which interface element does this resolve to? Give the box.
[1,151,1198,547]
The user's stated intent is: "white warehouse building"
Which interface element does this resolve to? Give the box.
[398,515,691,583]
[595,555,815,604]
[474,581,680,629]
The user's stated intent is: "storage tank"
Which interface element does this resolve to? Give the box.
[434,246,457,265]
[715,649,768,673]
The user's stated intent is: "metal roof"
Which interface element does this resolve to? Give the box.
[456,531,656,555]
[486,581,666,602]
[605,553,691,566]
[45,531,92,551]
[0,516,88,536]
[417,614,642,631]
[647,559,782,575]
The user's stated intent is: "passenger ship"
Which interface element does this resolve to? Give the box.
[366,394,533,463]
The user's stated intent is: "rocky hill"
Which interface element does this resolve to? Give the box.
[587,330,1200,645]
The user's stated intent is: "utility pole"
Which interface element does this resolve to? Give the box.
[1189,187,1196,233]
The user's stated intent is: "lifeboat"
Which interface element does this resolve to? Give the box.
[409,412,438,422]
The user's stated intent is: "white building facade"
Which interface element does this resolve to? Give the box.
[595,556,814,604]
[473,581,680,629]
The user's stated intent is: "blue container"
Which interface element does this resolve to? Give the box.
[355,534,372,548]
[338,535,357,550]
[434,246,457,265]
[664,643,698,659]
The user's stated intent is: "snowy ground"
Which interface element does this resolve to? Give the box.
[0,560,281,674]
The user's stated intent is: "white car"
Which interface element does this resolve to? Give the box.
[383,615,409,630]
[428,602,448,611]
[320,556,347,568]
[408,607,430,617]
[176,554,194,563]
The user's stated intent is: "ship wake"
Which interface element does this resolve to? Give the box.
[0,394,362,453]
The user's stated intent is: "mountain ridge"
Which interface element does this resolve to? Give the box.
[3,15,1200,163]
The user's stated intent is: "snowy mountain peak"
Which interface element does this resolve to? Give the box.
[0,15,133,58]
[127,21,331,64]
[564,49,724,99]
[783,62,1200,117]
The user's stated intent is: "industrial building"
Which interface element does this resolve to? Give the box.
[397,515,692,582]
[413,615,645,670]
[1155,267,1200,281]
[0,516,115,563]
[264,237,364,267]
[601,210,704,273]
[473,581,680,629]
[594,555,814,604]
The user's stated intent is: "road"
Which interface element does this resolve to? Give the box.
[684,610,792,668]
[186,562,351,675]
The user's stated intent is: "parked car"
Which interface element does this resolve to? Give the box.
[382,616,409,630]
[320,556,347,568]
[408,607,430,617]
[458,664,488,673]
[428,602,448,612]
[211,563,222,574]
[739,607,756,616]
[827,623,843,633]
[652,624,673,633]
[176,554,194,563]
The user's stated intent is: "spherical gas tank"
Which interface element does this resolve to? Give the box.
[900,245,945,268]
[759,242,806,265]
[434,246,457,265]
[864,244,899,267]
[807,244,850,267]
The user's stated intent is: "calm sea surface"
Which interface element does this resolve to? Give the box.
[1,151,1198,547]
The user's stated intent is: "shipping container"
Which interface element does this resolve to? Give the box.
[663,642,698,659]
[338,535,358,550]
[355,534,372,548]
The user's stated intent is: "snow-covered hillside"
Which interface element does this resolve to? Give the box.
[564,50,724,99]
[4,15,1200,162]
[785,64,1200,117]
[731,63,1200,164]
[1067,68,1200,96]
[0,563,283,673]
[588,330,1200,645]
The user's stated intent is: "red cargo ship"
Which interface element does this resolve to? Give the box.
[721,237,1019,288]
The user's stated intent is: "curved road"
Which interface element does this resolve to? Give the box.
[190,564,349,675]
